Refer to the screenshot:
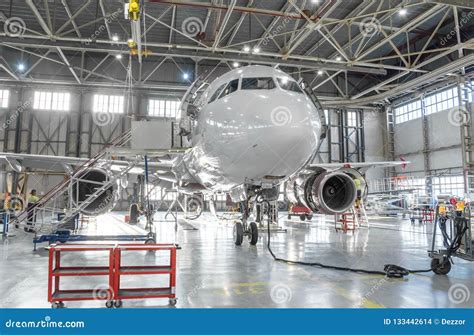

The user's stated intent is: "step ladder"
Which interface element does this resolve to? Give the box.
[55,160,138,227]
[460,81,473,198]
[385,106,396,177]
[335,207,359,234]
[11,130,133,231]
[178,77,208,136]
[355,200,369,228]
[300,79,328,140]
[299,80,328,163]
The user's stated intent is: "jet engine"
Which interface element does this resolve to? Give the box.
[286,169,358,215]
[71,168,117,216]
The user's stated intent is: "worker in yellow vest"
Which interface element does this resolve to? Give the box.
[354,178,362,200]
[25,189,40,232]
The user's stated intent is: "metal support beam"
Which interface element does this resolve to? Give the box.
[61,0,82,38]
[212,0,237,51]
[26,0,53,37]
[56,47,81,84]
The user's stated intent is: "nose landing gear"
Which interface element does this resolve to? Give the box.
[233,221,259,246]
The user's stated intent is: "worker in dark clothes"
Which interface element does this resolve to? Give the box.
[25,189,39,232]
[129,203,141,224]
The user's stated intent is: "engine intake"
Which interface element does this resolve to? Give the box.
[287,170,358,215]
[71,168,117,216]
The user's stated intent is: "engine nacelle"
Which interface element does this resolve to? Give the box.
[71,168,117,216]
[286,170,358,215]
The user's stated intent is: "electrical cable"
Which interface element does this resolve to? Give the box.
[262,200,439,278]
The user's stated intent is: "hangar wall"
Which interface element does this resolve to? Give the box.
[394,106,472,176]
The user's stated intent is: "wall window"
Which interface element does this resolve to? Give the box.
[33,91,70,111]
[425,86,458,115]
[347,111,357,127]
[93,94,124,114]
[0,89,9,108]
[432,175,465,197]
[148,99,180,118]
[394,99,421,124]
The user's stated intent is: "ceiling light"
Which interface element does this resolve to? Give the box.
[17,63,25,71]
[399,7,407,15]
[183,73,190,80]
[253,47,261,54]
[243,45,251,53]
[112,35,119,42]
[317,70,323,75]
[115,54,122,60]
[233,62,240,68]
[336,56,342,61]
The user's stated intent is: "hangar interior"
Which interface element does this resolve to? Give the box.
[0,0,473,308]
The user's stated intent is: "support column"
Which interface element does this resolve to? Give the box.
[421,94,433,196]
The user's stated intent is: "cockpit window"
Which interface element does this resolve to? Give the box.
[219,79,239,99]
[277,78,303,94]
[209,83,227,103]
[241,77,275,90]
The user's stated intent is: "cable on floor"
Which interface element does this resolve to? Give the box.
[262,200,442,278]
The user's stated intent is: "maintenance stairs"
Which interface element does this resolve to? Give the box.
[178,77,209,136]
[11,130,136,231]
[300,79,328,141]
[460,81,473,198]
[335,202,369,233]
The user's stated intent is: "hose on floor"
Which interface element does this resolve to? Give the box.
[263,201,437,278]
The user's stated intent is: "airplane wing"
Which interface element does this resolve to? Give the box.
[0,151,181,175]
[308,161,408,173]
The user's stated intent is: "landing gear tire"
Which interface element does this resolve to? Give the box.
[306,215,313,221]
[431,258,451,275]
[300,214,306,221]
[287,214,291,220]
[169,298,177,306]
[249,222,258,246]
[233,222,244,246]
[105,300,114,308]
[114,300,123,308]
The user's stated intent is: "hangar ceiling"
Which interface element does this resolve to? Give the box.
[0,0,473,105]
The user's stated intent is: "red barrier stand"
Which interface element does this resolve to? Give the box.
[47,243,178,308]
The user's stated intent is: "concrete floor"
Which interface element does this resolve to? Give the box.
[0,212,472,308]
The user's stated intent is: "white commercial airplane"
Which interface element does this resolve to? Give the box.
[0,65,406,246]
